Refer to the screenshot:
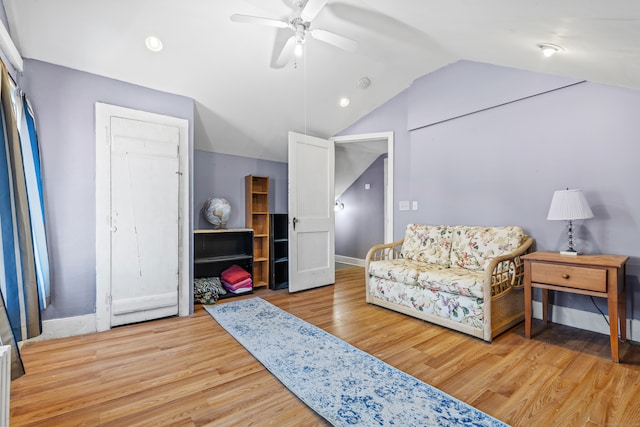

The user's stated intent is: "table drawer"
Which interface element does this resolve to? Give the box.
[530,262,607,292]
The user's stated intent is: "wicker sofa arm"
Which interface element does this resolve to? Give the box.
[485,237,535,298]
[365,239,404,266]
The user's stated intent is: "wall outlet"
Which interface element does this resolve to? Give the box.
[412,201,418,211]
[399,201,410,211]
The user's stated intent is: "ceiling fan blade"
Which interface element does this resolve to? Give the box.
[230,14,289,29]
[300,0,328,22]
[276,36,296,67]
[310,29,358,52]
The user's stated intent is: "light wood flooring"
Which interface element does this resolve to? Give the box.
[10,267,640,426]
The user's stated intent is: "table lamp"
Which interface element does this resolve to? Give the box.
[547,189,593,255]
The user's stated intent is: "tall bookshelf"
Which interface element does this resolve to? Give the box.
[245,175,269,288]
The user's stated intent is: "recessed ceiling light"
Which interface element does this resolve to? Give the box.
[145,36,163,52]
[536,43,563,57]
[339,97,351,108]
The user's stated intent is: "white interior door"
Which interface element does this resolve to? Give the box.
[95,103,190,331]
[288,131,335,292]
[109,117,180,326]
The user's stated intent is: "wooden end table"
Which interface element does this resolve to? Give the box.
[522,251,629,362]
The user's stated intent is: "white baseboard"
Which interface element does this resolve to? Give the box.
[335,255,365,267]
[25,300,638,343]
[26,314,97,342]
[532,301,640,342]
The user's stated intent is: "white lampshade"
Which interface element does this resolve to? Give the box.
[547,189,594,221]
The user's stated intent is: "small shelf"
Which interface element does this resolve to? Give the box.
[274,257,288,263]
[193,229,254,302]
[195,254,252,264]
[271,281,288,290]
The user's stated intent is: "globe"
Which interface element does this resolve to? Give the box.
[202,197,231,229]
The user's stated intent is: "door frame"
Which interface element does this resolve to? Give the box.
[95,103,190,332]
[332,131,394,244]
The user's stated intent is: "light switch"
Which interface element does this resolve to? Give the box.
[365,184,371,190]
[412,201,418,211]
[399,201,410,211]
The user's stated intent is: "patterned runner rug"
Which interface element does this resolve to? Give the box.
[205,297,508,426]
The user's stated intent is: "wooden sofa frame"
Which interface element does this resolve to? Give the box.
[365,236,535,342]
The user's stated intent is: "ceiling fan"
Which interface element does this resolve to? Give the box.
[230,0,358,67]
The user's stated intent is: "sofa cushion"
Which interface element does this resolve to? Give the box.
[450,226,525,271]
[369,276,484,328]
[399,224,453,267]
[368,258,424,286]
[416,266,485,299]
[369,259,485,299]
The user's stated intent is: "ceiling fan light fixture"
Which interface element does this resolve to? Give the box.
[145,36,163,52]
[537,43,563,57]
[294,41,304,57]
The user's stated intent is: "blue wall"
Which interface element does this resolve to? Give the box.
[194,150,288,230]
[340,60,640,321]
[21,59,195,320]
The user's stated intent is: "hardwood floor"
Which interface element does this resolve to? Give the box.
[10,267,640,426]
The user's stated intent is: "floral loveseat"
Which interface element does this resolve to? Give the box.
[365,224,534,342]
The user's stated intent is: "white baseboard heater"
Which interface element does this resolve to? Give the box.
[0,345,10,426]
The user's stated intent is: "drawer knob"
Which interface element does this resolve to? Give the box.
[562,274,570,279]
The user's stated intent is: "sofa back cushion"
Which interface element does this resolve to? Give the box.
[400,224,453,267]
[450,226,525,270]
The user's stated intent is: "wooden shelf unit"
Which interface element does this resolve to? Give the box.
[193,228,254,299]
[245,175,270,288]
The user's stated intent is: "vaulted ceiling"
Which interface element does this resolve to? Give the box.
[4,0,640,162]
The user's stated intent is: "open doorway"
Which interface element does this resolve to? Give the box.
[332,132,393,267]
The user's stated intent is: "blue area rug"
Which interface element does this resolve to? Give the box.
[206,297,509,427]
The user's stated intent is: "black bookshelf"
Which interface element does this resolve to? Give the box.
[194,229,254,299]
[269,214,289,290]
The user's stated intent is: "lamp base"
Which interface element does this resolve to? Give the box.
[560,250,579,256]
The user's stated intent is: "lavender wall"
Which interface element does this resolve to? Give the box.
[340,60,640,321]
[337,89,411,240]
[20,59,195,320]
[335,155,386,258]
[193,150,288,230]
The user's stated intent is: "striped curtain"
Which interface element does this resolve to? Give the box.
[0,61,49,378]
[15,80,51,310]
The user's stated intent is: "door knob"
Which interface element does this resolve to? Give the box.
[292,217,298,231]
